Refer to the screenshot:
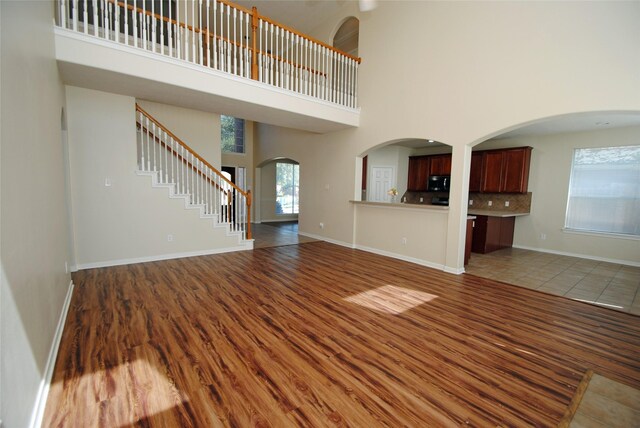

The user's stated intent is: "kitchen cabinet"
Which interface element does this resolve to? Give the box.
[407,156,431,191]
[471,215,515,254]
[478,147,532,194]
[429,154,452,176]
[465,217,474,265]
[407,153,452,191]
[469,152,483,192]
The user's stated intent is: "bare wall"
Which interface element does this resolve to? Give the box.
[0,2,71,426]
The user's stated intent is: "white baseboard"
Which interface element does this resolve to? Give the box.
[75,243,253,270]
[512,245,640,267]
[29,280,75,428]
[354,244,447,272]
[298,231,355,249]
[444,266,466,275]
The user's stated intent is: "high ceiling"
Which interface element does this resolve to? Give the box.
[233,0,346,35]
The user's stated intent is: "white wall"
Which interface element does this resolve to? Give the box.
[256,1,640,270]
[0,2,71,426]
[66,87,246,268]
[476,126,640,264]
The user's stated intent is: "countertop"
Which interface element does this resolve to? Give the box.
[468,209,530,217]
[350,200,449,212]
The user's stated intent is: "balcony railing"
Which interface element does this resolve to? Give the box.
[55,0,361,108]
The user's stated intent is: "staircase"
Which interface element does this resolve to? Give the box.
[135,104,252,246]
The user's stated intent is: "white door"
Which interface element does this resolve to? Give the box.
[369,166,395,202]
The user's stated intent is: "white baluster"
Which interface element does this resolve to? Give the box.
[233,7,237,75]
[239,11,244,77]
[191,0,196,63]
[132,0,138,47]
[123,0,128,43]
[71,0,78,32]
[205,0,210,67]
[225,4,230,72]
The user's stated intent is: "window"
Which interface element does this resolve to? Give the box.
[276,163,299,215]
[221,115,244,153]
[565,146,640,237]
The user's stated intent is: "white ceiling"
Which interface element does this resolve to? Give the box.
[495,112,640,140]
[233,0,345,35]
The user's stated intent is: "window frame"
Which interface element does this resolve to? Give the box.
[563,145,640,238]
[220,115,245,155]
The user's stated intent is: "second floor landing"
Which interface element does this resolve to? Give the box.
[55,0,361,133]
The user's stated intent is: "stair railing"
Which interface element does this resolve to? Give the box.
[56,0,361,108]
[135,104,252,240]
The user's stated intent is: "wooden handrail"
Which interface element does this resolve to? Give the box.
[137,105,252,239]
[137,122,230,196]
[135,104,247,198]
[107,0,361,69]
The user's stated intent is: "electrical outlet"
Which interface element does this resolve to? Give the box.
[65,262,68,274]
[505,201,510,207]
[488,201,493,207]
[469,199,473,206]
[105,177,112,187]
[167,234,174,242]
[401,237,407,245]
[419,197,424,203]
[540,233,547,240]
[319,222,324,229]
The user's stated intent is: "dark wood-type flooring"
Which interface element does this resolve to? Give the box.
[44,241,640,427]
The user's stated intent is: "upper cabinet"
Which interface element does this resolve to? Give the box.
[476,147,532,194]
[469,152,484,192]
[429,154,452,176]
[407,156,431,191]
[408,154,452,191]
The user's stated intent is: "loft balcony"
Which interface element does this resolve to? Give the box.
[54,0,361,133]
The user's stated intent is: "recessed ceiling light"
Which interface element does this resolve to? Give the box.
[428,139,435,143]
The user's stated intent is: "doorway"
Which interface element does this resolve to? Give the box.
[369,166,395,202]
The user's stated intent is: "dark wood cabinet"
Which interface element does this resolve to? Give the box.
[465,218,474,265]
[407,156,431,191]
[471,215,516,254]
[469,152,483,192]
[501,147,532,193]
[476,147,532,194]
[480,151,505,193]
[429,154,452,176]
[407,153,452,191]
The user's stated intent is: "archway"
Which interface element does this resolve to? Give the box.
[332,17,359,57]
[460,111,640,312]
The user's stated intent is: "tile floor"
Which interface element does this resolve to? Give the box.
[569,373,640,427]
[465,248,640,315]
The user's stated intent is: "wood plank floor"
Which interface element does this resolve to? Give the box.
[43,242,640,427]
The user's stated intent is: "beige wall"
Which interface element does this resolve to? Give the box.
[137,99,221,168]
[67,87,246,268]
[476,126,640,264]
[256,1,640,270]
[0,2,72,426]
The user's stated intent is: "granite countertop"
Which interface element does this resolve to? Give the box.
[467,209,530,217]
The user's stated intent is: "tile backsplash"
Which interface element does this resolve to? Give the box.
[468,192,532,212]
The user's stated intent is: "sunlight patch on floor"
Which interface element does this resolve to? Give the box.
[345,285,438,315]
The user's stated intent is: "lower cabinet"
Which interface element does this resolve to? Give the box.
[471,215,515,254]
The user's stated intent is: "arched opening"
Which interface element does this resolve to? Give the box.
[359,138,452,204]
[462,111,640,313]
[253,157,314,249]
[333,17,359,57]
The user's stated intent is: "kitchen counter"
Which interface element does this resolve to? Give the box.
[350,201,449,212]
[468,209,529,218]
